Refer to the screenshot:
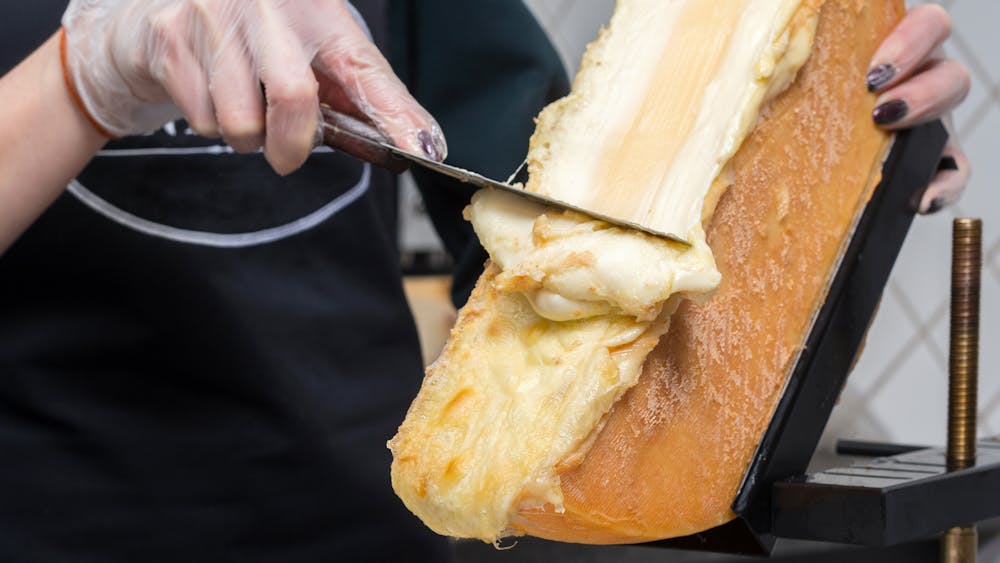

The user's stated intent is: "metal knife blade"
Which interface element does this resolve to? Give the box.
[319,108,688,244]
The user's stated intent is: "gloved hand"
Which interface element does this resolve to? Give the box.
[866,4,970,214]
[61,0,447,175]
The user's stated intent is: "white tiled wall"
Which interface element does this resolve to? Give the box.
[523,0,1000,449]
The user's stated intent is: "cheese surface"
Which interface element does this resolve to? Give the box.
[526,0,817,239]
[389,267,675,540]
[389,0,820,544]
[468,189,720,322]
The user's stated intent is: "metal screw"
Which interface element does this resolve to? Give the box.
[942,218,981,563]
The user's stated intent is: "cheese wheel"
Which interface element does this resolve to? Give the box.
[390,0,904,545]
[513,0,903,544]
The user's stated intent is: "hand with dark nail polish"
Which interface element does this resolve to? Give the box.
[417,131,443,162]
[910,143,969,215]
[872,99,908,125]
[867,5,972,214]
[924,198,945,215]
[866,63,897,92]
[937,155,958,172]
[866,4,968,132]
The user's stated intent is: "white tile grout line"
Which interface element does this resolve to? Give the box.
[968,238,1000,432]
[988,240,1000,289]
[550,0,578,44]
[839,326,926,423]
[523,0,551,18]
[889,279,950,369]
[841,282,943,413]
[979,392,1000,433]
[956,87,1000,141]
[553,0,574,20]
[949,28,1000,139]
[866,280,1000,437]
[951,28,1000,86]
[544,0,589,74]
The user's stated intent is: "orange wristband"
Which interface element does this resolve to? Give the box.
[59,27,117,140]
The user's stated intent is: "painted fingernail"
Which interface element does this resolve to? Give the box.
[873,99,908,125]
[937,155,959,172]
[432,130,448,161]
[418,130,441,161]
[866,63,897,92]
[418,128,448,162]
[924,197,945,215]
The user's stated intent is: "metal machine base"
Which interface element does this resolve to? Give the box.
[773,440,1000,546]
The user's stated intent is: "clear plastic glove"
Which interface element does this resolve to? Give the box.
[866,4,971,214]
[61,0,447,175]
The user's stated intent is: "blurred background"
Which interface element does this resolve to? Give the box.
[398,1,999,560]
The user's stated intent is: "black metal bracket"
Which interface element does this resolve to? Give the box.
[772,440,1000,546]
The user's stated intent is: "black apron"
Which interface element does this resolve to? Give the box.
[0,1,567,561]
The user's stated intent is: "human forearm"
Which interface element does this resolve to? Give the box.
[0,32,106,252]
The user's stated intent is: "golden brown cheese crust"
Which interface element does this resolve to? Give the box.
[389,263,674,541]
[513,0,903,544]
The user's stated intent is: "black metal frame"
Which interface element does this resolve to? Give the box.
[772,440,1000,546]
[645,121,949,556]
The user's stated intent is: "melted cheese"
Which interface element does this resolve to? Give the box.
[527,0,817,240]
[468,189,719,322]
[389,0,820,544]
[390,272,676,540]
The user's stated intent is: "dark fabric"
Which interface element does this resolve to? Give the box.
[0,2,443,562]
[0,0,69,73]
[0,1,566,561]
[390,0,570,306]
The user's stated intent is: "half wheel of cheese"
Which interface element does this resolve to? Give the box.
[390,0,905,546]
[514,0,904,544]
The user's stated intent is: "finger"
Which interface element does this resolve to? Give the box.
[918,143,970,214]
[197,2,265,153]
[147,2,219,136]
[317,80,369,123]
[252,2,320,176]
[309,2,447,161]
[872,59,970,129]
[866,4,951,93]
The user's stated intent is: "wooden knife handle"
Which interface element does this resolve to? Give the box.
[319,105,411,174]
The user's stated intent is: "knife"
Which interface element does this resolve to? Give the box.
[319,106,688,244]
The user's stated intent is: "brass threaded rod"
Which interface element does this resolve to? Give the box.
[943,527,978,563]
[948,218,981,473]
[943,218,982,563]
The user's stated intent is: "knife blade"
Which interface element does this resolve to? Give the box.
[319,106,688,245]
